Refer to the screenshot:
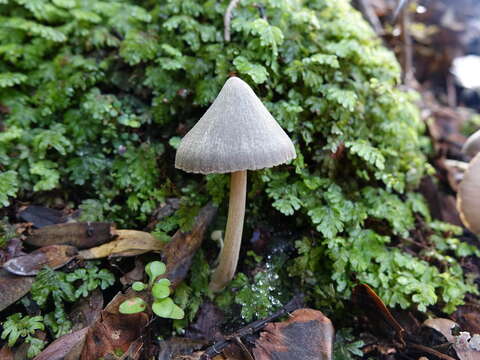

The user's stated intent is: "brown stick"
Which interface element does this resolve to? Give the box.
[209,170,246,292]
[224,0,241,42]
[409,343,457,360]
[401,5,415,86]
[357,0,384,35]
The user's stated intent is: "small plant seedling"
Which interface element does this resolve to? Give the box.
[119,261,184,320]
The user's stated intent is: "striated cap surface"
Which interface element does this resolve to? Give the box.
[457,152,480,234]
[175,77,296,174]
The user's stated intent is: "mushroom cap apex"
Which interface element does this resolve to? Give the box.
[175,76,296,174]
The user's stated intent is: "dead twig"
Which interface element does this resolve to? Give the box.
[357,0,384,35]
[200,295,303,359]
[224,0,241,42]
[392,0,410,23]
[409,343,457,360]
[400,5,415,87]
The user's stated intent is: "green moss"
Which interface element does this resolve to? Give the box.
[0,0,477,314]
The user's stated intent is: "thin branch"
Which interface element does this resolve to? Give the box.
[401,5,415,86]
[357,0,384,35]
[392,0,410,23]
[409,343,457,360]
[224,0,241,42]
[199,296,303,359]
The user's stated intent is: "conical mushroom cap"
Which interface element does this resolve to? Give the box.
[457,152,480,234]
[175,77,296,174]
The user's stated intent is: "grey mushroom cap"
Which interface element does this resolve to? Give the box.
[462,129,480,158]
[175,77,296,174]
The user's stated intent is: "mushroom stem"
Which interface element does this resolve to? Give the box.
[209,170,247,292]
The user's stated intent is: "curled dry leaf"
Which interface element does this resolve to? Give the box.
[79,230,163,259]
[0,238,24,267]
[26,222,112,249]
[18,205,68,229]
[352,283,406,347]
[0,269,34,311]
[80,291,149,360]
[33,328,89,360]
[252,309,334,360]
[423,318,480,360]
[3,245,78,276]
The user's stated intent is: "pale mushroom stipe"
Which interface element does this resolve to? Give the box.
[175,77,296,292]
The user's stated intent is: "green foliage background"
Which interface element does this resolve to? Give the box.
[0,0,477,316]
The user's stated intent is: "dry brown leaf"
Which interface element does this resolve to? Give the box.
[33,328,89,360]
[80,291,149,360]
[3,245,78,276]
[27,222,112,249]
[0,269,34,311]
[423,318,480,360]
[79,230,163,259]
[71,289,104,331]
[252,309,334,360]
[18,205,69,229]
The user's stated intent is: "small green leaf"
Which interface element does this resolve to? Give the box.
[169,304,185,320]
[152,298,174,318]
[132,282,146,291]
[169,136,181,149]
[156,278,171,287]
[145,261,166,284]
[233,56,268,84]
[152,282,170,300]
[119,297,147,314]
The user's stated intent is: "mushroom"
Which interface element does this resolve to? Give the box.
[175,77,296,291]
[462,129,480,158]
[457,152,480,234]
